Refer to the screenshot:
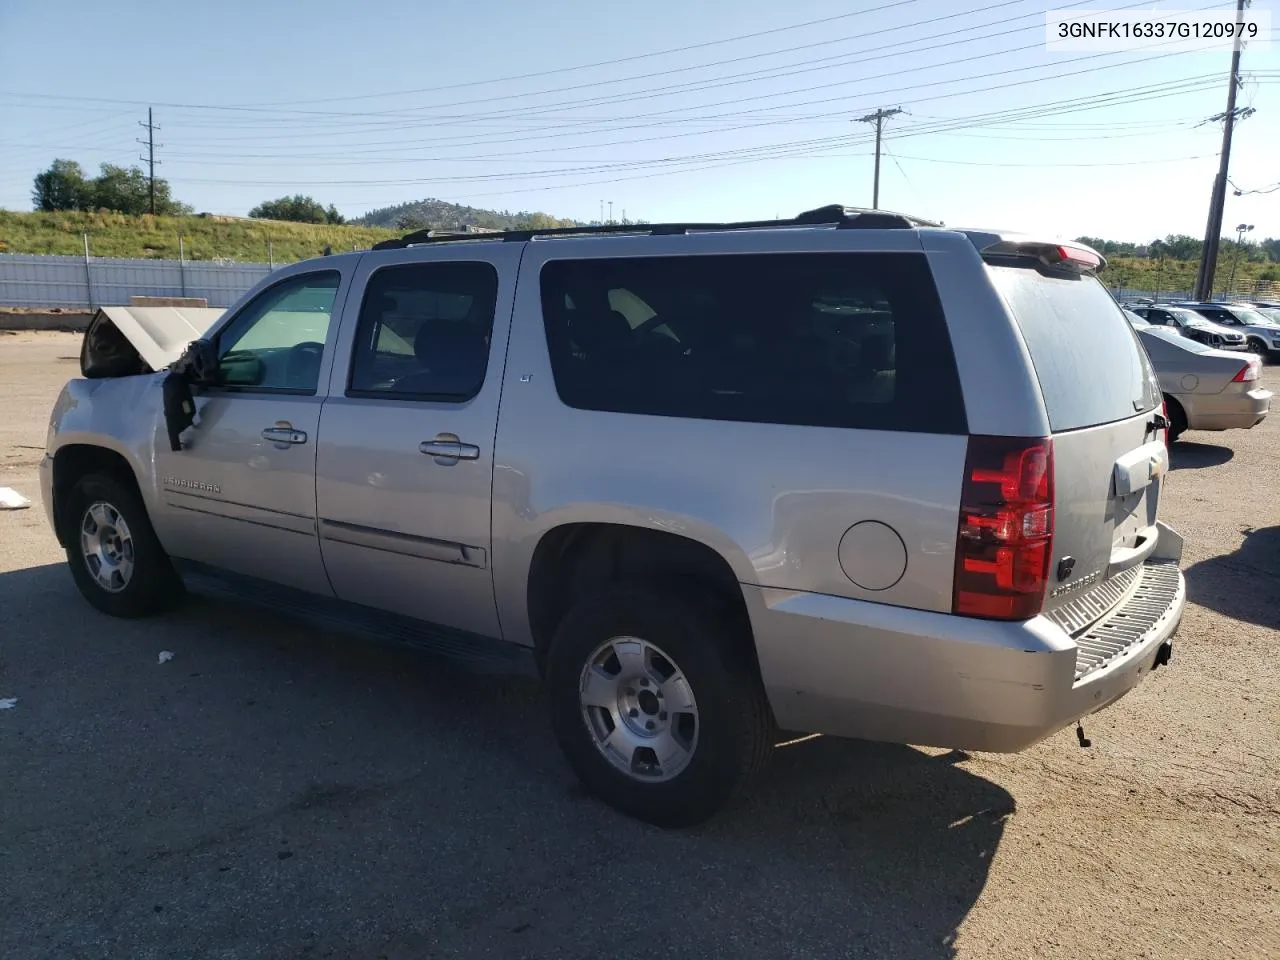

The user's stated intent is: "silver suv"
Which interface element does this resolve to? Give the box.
[40,207,1186,826]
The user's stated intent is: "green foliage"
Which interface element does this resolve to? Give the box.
[248,194,346,225]
[32,159,92,212]
[30,159,190,216]
[358,197,583,231]
[0,210,397,261]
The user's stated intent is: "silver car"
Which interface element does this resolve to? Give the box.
[40,209,1186,825]
[1124,309,1272,440]
[1177,302,1280,360]
[1131,304,1249,351]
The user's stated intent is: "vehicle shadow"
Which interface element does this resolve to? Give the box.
[1170,440,1234,469]
[1183,524,1280,631]
[1,562,1008,960]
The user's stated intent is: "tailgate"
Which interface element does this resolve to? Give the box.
[983,251,1165,622]
[1045,414,1167,616]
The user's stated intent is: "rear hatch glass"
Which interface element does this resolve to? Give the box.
[986,263,1165,622]
[986,267,1159,431]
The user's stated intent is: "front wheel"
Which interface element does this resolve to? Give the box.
[1246,337,1268,359]
[63,472,184,618]
[545,586,774,827]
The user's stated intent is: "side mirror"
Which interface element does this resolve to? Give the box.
[171,338,219,385]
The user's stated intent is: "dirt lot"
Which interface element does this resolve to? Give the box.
[1,331,1277,960]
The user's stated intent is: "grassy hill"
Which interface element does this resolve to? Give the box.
[2,210,1275,294]
[0,210,399,263]
[1103,255,1278,293]
[355,197,584,231]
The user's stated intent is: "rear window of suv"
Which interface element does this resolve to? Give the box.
[986,265,1159,432]
[538,252,967,434]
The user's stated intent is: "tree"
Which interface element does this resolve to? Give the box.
[90,164,152,215]
[32,160,190,215]
[248,195,340,224]
[31,159,91,211]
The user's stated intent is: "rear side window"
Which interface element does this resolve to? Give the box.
[347,261,498,401]
[986,266,1159,432]
[538,252,967,434]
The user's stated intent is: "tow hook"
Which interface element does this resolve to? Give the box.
[1075,722,1091,749]
[1153,641,1173,670]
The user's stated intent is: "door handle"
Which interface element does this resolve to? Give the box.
[262,424,308,444]
[419,435,480,461]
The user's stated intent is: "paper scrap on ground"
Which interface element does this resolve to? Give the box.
[0,698,17,710]
[157,651,175,664]
[0,488,31,510]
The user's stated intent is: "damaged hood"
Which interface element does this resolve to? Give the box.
[82,306,225,378]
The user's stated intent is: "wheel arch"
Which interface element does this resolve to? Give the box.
[525,521,758,678]
[50,443,145,547]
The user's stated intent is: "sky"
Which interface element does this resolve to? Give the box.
[1,0,1278,241]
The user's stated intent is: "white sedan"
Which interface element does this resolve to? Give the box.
[1124,309,1272,442]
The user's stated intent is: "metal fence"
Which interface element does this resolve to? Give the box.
[0,253,274,309]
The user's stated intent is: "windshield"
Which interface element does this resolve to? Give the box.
[1229,307,1274,326]
[1170,307,1214,325]
[1139,326,1215,354]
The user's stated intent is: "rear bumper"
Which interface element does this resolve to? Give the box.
[748,523,1185,753]
[1183,387,1272,432]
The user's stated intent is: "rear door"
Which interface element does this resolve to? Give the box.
[985,263,1165,618]
[314,244,521,639]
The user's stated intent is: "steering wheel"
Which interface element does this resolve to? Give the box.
[285,341,325,388]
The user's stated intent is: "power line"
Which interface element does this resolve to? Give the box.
[155,77,1246,190]
[249,0,933,107]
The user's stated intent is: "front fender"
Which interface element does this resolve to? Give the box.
[47,374,165,512]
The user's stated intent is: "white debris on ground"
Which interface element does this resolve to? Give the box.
[0,698,18,710]
[0,487,31,510]
[157,651,175,664]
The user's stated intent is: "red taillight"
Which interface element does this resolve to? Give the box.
[1160,398,1169,447]
[953,436,1054,621]
[1054,244,1103,270]
[1232,358,1260,382]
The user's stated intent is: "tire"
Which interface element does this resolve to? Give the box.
[1246,337,1268,359]
[62,471,184,618]
[1165,396,1188,443]
[545,585,774,827]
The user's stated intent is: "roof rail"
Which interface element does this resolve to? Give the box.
[369,204,940,250]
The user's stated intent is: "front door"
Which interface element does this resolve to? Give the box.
[315,247,520,639]
[152,267,349,595]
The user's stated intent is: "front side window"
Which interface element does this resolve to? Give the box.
[347,261,498,401]
[216,271,341,393]
[538,252,967,433]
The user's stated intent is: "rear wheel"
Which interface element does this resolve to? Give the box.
[63,472,184,618]
[1165,396,1188,443]
[545,586,773,827]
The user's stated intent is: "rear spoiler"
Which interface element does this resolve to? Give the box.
[963,232,1107,275]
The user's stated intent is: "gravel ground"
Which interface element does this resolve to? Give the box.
[1,331,1277,960]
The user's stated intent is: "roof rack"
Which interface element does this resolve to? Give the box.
[370,204,941,250]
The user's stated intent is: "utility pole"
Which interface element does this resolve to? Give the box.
[1193,0,1251,301]
[1227,223,1254,293]
[137,107,161,215]
[856,106,903,209]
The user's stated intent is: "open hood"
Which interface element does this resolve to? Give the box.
[82,306,225,378]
